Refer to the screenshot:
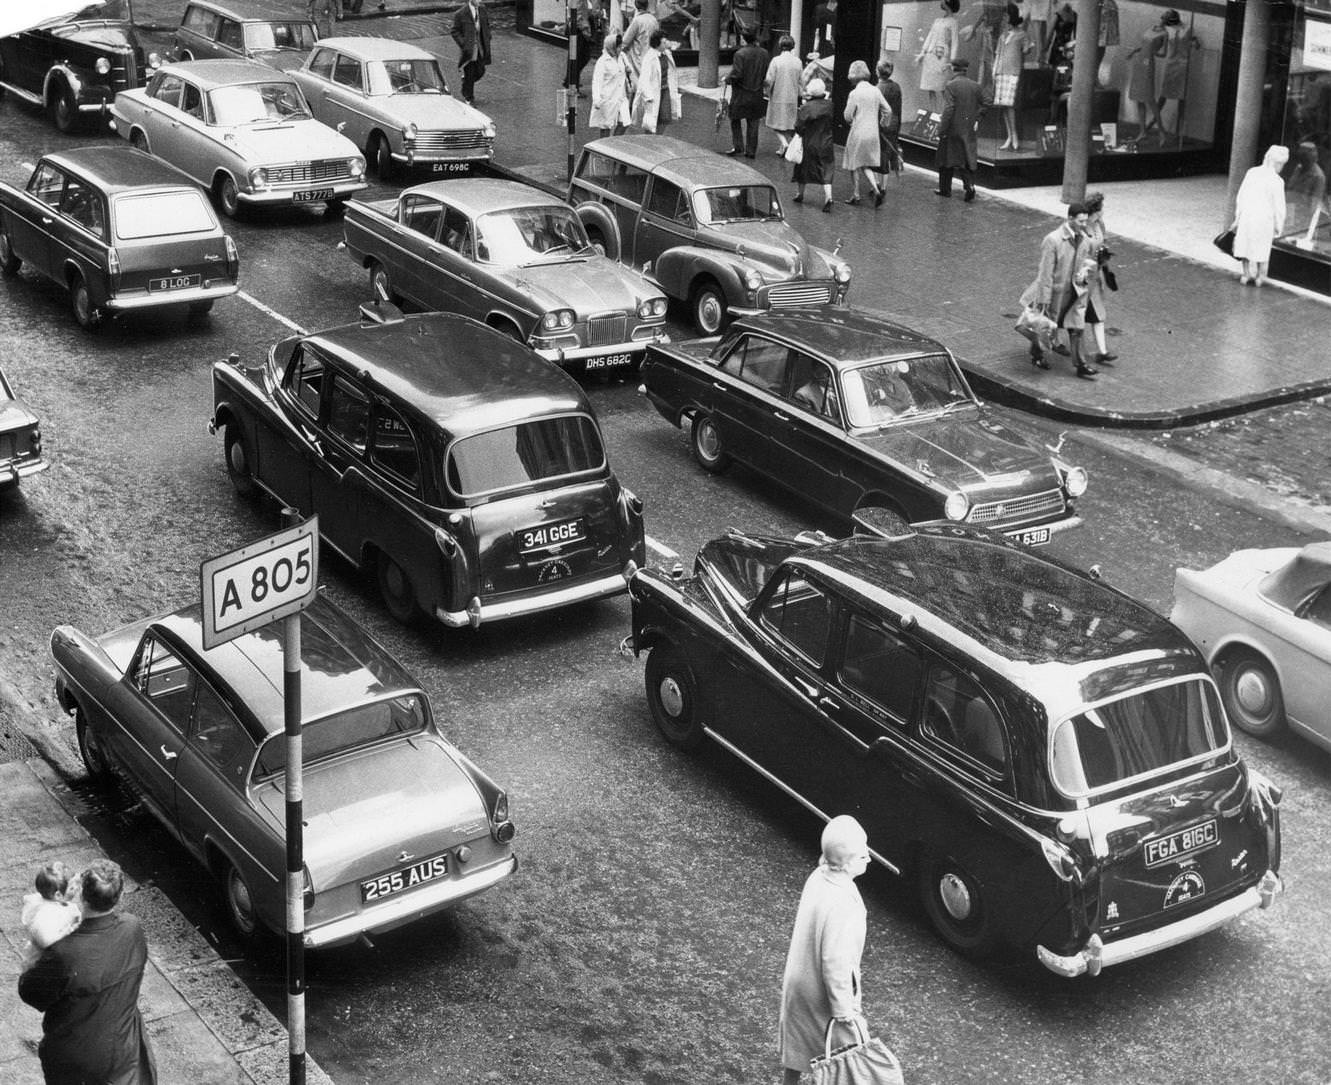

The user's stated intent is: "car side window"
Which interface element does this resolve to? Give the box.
[181,82,204,119]
[332,54,364,91]
[132,635,195,735]
[153,74,184,109]
[400,195,443,240]
[838,614,920,723]
[190,679,252,781]
[307,47,336,79]
[786,351,840,421]
[325,374,370,452]
[1303,584,1331,631]
[285,347,325,418]
[439,206,472,255]
[217,18,243,49]
[721,336,791,395]
[759,570,833,667]
[645,179,689,223]
[576,151,648,203]
[922,663,1007,775]
[59,179,106,238]
[28,164,65,208]
[370,401,421,489]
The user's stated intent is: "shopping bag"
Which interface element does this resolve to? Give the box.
[1014,305,1057,353]
[784,134,804,164]
[1212,227,1236,257]
[810,1018,904,1085]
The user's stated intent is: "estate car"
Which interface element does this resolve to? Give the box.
[174,0,320,71]
[211,307,646,629]
[628,526,1282,976]
[0,365,48,492]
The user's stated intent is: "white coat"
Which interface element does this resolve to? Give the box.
[1233,161,1288,263]
[590,49,632,130]
[630,47,681,132]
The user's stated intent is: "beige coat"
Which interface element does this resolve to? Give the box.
[631,48,681,132]
[1020,221,1094,329]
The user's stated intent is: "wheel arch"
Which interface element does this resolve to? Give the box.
[572,201,621,260]
[484,311,528,341]
[656,247,747,303]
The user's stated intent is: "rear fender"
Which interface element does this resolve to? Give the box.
[50,626,121,708]
[573,201,621,262]
[653,247,747,304]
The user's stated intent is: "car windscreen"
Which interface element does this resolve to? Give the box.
[692,185,782,224]
[840,354,973,428]
[208,81,311,125]
[366,58,448,94]
[446,414,605,498]
[475,207,590,265]
[252,694,426,779]
[1050,677,1228,798]
[243,21,318,52]
[114,190,217,239]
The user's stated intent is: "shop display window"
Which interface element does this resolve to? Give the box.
[1275,7,1331,261]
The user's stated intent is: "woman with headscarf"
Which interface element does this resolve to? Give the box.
[630,29,681,133]
[792,78,836,212]
[842,59,889,207]
[764,34,802,156]
[590,32,632,136]
[1232,145,1290,287]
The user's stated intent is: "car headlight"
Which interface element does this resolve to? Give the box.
[540,309,575,331]
[248,167,268,188]
[482,121,496,139]
[638,298,668,319]
[943,492,969,521]
[406,121,419,139]
[651,297,667,317]
[348,155,366,178]
[834,262,852,284]
[96,57,111,75]
[1063,465,1088,497]
[147,51,163,69]
[743,268,763,290]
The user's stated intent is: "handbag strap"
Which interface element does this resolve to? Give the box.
[822,1016,868,1059]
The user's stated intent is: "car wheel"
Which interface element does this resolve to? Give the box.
[368,260,399,305]
[75,707,113,786]
[690,413,730,474]
[690,281,727,336]
[224,424,258,498]
[1218,651,1286,739]
[585,226,607,256]
[377,552,419,624]
[70,273,101,331]
[919,852,997,957]
[645,645,705,751]
[372,134,395,181]
[50,84,79,133]
[214,174,242,219]
[130,129,150,153]
[222,861,264,942]
[0,230,20,277]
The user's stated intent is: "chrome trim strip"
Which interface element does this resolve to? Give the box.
[0,82,43,106]
[105,283,240,310]
[434,570,629,627]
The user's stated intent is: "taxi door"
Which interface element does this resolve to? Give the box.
[307,369,370,561]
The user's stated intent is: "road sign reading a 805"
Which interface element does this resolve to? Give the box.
[201,518,319,649]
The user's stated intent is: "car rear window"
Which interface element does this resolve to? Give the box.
[114,190,217,239]
[253,694,426,778]
[446,414,605,497]
[1050,677,1228,798]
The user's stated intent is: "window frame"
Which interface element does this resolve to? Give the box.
[323,372,372,455]
[754,566,835,670]
[368,397,423,494]
[834,610,921,728]
[919,659,1010,781]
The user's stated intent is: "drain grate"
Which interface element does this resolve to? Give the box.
[0,707,36,765]
[53,774,140,819]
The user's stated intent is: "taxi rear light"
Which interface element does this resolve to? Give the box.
[493,820,516,844]
[1041,837,1079,883]
[434,526,458,557]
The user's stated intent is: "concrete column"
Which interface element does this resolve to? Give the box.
[1224,0,1270,226]
[1061,0,1101,204]
[790,0,805,55]
[699,0,722,88]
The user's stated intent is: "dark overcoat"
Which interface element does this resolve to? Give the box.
[451,3,493,70]
[728,43,771,120]
[793,98,836,185]
[935,73,992,171]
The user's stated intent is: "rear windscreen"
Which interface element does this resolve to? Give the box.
[114,190,216,240]
[446,415,605,497]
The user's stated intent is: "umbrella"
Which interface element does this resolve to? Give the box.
[0,2,125,38]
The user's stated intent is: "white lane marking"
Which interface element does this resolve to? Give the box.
[646,536,679,561]
[237,289,305,334]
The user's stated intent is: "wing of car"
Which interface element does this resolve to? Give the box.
[0,365,49,492]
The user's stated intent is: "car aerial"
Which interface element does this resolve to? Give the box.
[0,0,162,132]
[109,59,367,218]
[641,307,1087,543]
[568,135,852,334]
[342,177,669,373]
[627,525,1283,977]
[173,0,320,72]
[291,37,495,180]
[211,307,646,629]
[0,146,240,330]
[51,593,517,948]
[0,365,49,493]
[1172,542,1331,752]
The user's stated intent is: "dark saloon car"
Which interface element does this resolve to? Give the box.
[0,147,239,329]
[173,0,320,71]
[628,527,1283,976]
[0,0,161,132]
[1,365,49,492]
[641,307,1086,543]
[211,307,646,629]
[52,594,517,948]
[568,135,852,334]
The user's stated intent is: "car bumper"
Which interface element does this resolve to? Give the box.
[105,281,239,312]
[436,568,633,629]
[998,514,1082,547]
[239,180,368,206]
[1036,870,1281,978]
[304,855,517,949]
[0,458,49,486]
[534,332,667,367]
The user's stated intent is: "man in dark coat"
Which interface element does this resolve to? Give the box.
[726,27,769,158]
[19,861,157,1085]
[451,0,492,105]
[935,57,992,201]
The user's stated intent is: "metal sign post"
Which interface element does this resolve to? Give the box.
[201,511,319,1085]
[567,0,578,182]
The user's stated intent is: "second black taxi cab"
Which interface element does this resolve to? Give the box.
[211,307,646,629]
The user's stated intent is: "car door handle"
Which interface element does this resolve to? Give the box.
[41,216,53,225]
[817,696,840,712]
[711,381,728,392]
[160,745,178,761]
[773,411,790,422]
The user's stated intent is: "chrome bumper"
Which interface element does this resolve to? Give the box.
[0,458,49,485]
[304,855,517,949]
[105,282,239,311]
[535,331,668,366]
[436,568,632,629]
[1037,870,1281,978]
[999,514,1083,544]
[240,180,368,206]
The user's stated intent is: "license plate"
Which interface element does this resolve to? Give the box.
[148,273,201,292]
[584,353,634,371]
[519,518,586,554]
[1144,820,1219,868]
[293,188,333,203]
[1009,526,1051,547]
[431,161,471,174]
[360,852,448,902]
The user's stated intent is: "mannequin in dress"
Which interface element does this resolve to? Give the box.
[994,4,1032,151]
[1156,8,1200,141]
[916,0,960,112]
[1124,13,1166,144]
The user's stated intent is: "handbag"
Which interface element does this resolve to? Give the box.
[1213,227,1236,257]
[810,1018,905,1085]
[1014,305,1057,353]
[784,134,804,164]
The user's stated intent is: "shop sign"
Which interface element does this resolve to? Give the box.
[1307,16,1331,71]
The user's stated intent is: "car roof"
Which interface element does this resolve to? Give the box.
[399,177,568,217]
[152,595,420,739]
[582,134,774,189]
[314,36,435,61]
[163,58,297,87]
[302,312,592,437]
[184,0,309,20]
[728,307,948,366]
[38,146,202,195]
[1259,541,1331,609]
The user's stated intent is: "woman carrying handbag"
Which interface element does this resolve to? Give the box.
[809,1018,905,1085]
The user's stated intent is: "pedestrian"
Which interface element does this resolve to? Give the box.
[1018,201,1099,378]
[935,57,991,201]
[630,29,680,133]
[842,60,889,207]
[1083,190,1117,364]
[726,26,769,158]
[306,0,334,40]
[1286,140,1327,243]
[873,60,903,178]
[1232,144,1290,287]
[591,33,632,136]
[777,815,871,1085]
[451,0,492,106]
[20,861,82,968]
[994,3,1033,151]
[764,34,801,156]
[19,860,158,1085]
[571,0,603,95]
[621,0,659,79]
[792,78,835,212]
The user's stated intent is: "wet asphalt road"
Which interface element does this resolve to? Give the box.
[2,96,1330,1085]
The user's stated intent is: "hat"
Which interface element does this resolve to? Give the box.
[806,78,827,98]
[806,50,821,61]
[950,57,969,71]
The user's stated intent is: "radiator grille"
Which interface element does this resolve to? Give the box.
[409,131,494,157]
[586,314,627,346]
[767,282,835,307]
[968,489,1066,526]
[267,160,352,184]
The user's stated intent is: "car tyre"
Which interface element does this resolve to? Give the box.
[368,260,399,305]
[919,852,997,957]
[215,174,242,219]
[75,706,113,786]
[372,134,395,181]
[1217,650,1286,739]
[70,273,101,331]
[690,413,730,474]
[690,280,727,336]
[51,84,79,133]
[222,860,265,943]
[130,129,150,153]
[224,424,258,498]
[0,230,20,277]
[377,552,419,624]
[645,645,705,751]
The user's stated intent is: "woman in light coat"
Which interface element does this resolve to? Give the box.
[590,33,632,136]
[842,60,889,206]
[764,34,802,155]
[1233,144,1290,286]
[630,29,681,133]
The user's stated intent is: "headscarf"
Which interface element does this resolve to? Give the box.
[1262,145,1290,171]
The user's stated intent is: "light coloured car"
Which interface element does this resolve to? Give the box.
[1172,543,1331,751]
[0,365,49,492]
[109,59,367,218]
[291,37,495,180]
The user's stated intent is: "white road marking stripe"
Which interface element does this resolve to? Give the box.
[646,536,679,561]
[237,289,305,334]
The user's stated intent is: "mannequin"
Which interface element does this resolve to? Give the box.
[1156,9,1200,141]
[916,0,960,112]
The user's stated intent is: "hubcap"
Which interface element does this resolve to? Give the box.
[659,676,684,718]
[697,293,722,332]
[74,288,91,323]
[1234,668,1272,716]
[697,422,720,460]
[938,872,973,921]
[230,871,255,931]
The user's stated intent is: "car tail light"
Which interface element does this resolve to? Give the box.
[31,426,42,455]
[107,247,121,292]
[1041,837,1080,884]
[224,235,239,278]
[434,526,458,557]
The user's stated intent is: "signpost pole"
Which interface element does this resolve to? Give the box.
[280,508,305,1085]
